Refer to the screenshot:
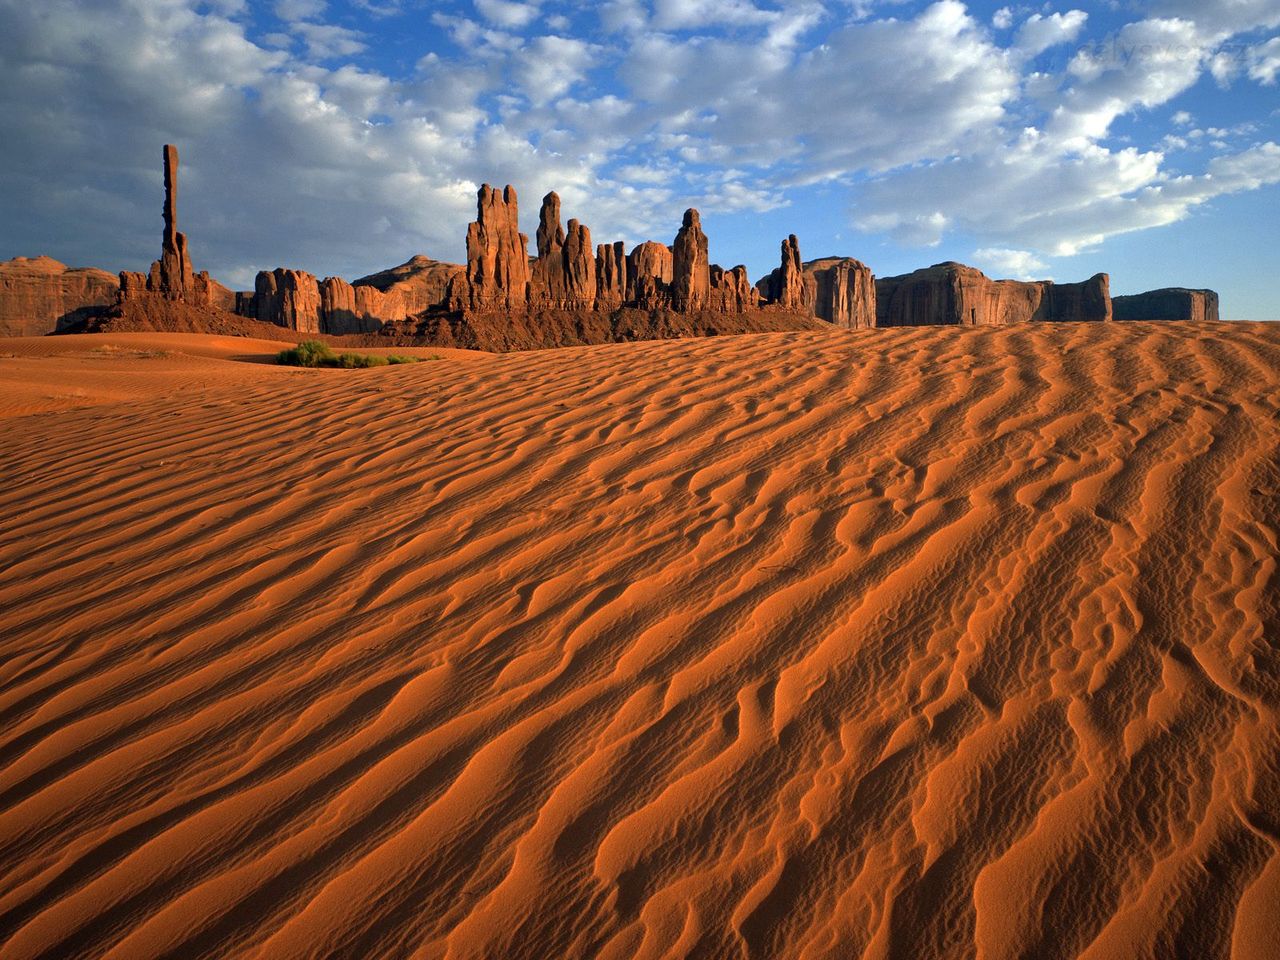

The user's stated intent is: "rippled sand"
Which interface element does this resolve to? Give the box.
[1,323,1278,959]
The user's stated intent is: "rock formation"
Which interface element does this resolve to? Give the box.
[562,219,596,307]
[708,265,758,312]
[759,244,874,328]
[876,263,1111,326]
[535,192,565,260]
[21,145,1223,348]
[114,144,235,312]
[775,235,807,310]
[248,269,324,333]
[1113,288,1219,322]
[627,241,673,310]
[239,268,406,334]
[0,256,120,336]
[671,210,710,312]
[807,257,876,329]
[531,192,567,303]
[596,242,627,310]
[321,277,406,334]
[464,184,530,311]
[526,193,600,308]
[151,144,195,299]
[352,255,462,315]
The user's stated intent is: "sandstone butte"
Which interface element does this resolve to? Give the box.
[0,146,1224,347]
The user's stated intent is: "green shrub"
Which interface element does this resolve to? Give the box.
[335,351,387,368]
[276,341,427,369]
[277,340,337,367]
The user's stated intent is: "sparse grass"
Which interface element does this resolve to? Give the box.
[89,345,172,358]
[276,340,425,369]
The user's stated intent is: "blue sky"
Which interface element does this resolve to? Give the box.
[1,0,1278,317]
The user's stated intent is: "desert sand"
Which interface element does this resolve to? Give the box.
[1,322,1278,959]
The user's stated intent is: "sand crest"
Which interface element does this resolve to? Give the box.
[1,323,1278,959]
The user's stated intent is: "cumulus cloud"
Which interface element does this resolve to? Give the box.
[1247,36,1280,84]
[293,21,367,59]
[617,0,1019,179]
[1014,11,1088,58]
[474,0,540,30]
[856,132,1280,255]
[515,35,596,104]
[652,0,780,30]
[1,0,1278,291]
[972,247,1051,279]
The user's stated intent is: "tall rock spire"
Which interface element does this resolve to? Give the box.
[148,144,195,301]
[671,209,709,312]
[776,234,806,309]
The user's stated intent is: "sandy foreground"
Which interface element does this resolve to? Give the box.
[1,323,1278,959]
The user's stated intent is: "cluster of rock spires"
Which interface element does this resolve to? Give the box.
[0,145,1225,341]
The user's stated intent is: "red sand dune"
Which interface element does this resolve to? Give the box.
[1,322,1278,959]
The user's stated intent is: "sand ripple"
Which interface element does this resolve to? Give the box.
[1,322,1278,959]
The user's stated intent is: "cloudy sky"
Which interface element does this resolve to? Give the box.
[1,0,1278,317]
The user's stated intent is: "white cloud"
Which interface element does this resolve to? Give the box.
[293,21,367,59]
[1247,36,1280,84]
[474,0,540,30]
[972,247,1051,279]
[652,0,780,30]
[1014,11,1088,58]
[617,1,1019,180]
[993,7,1013,30]
[274,0,326,20]
[855,132,1280,256]
[1,0,1278,296]
[599,0,647,33]
[515,35,596,104]
[1148,0,1280,38]
[1052,17,1208,145]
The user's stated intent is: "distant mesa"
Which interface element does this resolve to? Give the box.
[1113,288,1220,322]
[875,262,1113,326]
[0,145,1227,344]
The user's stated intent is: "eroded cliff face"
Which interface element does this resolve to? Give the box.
[627,242,673,311]
[1113,288,1220,322]
[0,257,119,336]
[465,183,531,311]
[596,242,627,310]
[876,263,1111,326]
[808,257,876,330]
[353,256,462,315]
[241,268,406,334]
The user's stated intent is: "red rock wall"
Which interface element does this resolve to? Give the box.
[1113,288,1220,322]
[877,263,1111,326]
[0,256,119,336]
[808,257,876,329]
[465,184,531,310]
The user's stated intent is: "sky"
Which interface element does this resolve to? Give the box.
[1,0,1278,318]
